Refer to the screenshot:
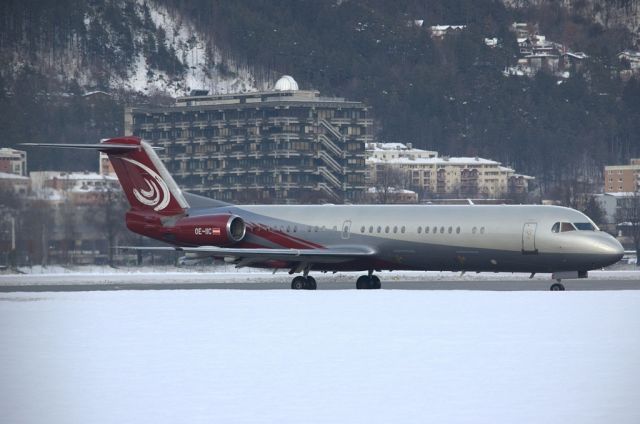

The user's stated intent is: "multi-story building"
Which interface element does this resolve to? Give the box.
[125,76,372,204]
[604,159,640,193]
[366,142,533,199]
[29,171,119,205]
[0,148,27,177]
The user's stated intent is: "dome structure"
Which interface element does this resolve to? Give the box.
[274,75,299,91]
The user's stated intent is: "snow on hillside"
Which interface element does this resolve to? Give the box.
[127,0,256,96]
[4,0,256,97]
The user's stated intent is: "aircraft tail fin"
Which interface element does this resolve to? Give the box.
[102,137,188,215]
[22,137,189,216]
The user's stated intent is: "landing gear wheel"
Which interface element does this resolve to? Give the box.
[291,276,306,290]
[356,275,381,289]
[550,282,565,291]
[371,275,381,289]
[305,276,317,290]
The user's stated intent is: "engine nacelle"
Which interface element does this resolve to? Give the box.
[171,214,246,246]
[126,211,246,246]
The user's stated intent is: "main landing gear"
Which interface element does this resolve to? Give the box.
[550,282,565,291]
[291,275,316,290]
[356,271,381,290]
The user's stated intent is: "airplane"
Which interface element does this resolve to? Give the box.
[23,136,624,291]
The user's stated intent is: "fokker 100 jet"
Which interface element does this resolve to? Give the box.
[24,137,624,291]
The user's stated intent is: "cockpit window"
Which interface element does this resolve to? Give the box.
[551,222,560,233]
[560,222,576,232]
[573,222,595,231]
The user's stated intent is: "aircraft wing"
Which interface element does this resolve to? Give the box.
[119,245,376,264]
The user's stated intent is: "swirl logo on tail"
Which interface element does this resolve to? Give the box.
[123,158,171,211]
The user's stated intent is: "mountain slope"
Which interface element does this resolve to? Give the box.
[0,0,256,96]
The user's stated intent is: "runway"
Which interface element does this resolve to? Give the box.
[1,278,639,292]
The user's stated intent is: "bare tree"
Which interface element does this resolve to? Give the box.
[374,164,408,204]
[616,192,640,260]
[85,182,129,266]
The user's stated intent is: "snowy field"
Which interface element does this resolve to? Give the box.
[1,265,640,286]
[1,289,640,424]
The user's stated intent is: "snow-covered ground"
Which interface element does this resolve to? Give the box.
[1,265,639,286]
[1,290,639,423]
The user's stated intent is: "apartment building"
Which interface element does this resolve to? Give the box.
[0,148,27,177]
[366,143,533,198]
[125,76,372,203]
[604,159,640,193]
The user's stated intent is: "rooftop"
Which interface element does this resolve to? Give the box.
[368,156,500,166]
[0,171,28,180]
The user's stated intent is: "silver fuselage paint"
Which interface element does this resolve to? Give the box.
[189,204,624,273]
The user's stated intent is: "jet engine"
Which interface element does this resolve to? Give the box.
[125,210,246,246]
[171,214,246,246]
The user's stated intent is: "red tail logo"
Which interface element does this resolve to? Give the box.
[122,157,171,211]
[103,137,188,216]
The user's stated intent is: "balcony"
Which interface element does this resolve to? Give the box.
[267,117,300,126]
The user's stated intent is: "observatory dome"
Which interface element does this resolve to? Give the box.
[274,75,299,91]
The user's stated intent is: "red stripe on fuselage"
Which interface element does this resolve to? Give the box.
[252,229,322,249]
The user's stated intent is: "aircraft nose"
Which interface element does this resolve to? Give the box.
[596,234,624,264]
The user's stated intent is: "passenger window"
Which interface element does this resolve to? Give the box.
[561,222,576,232]
[377,226,381,233]
[417,226,422,234]
[425,226,430,234]
[472,227,477,234]
[314,226,319,232]
[293,226,297,232]
[360,226,365,233]
[286,225,290,232]
[393,226,398,233]
[551,222,560,233]
[433,226,437,234]
[369,226,374,233]
[456,227,460,234]
[401,226,406,234]
[448,226,452,234]
[440,226,445,234]
[385,226,390,233]
[480,227,485,234]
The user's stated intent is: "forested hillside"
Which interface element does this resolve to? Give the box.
[2,0,640,197]
[162,0,640,195]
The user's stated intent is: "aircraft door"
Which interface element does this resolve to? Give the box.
[341,220,352,239]
[522,223,538,254]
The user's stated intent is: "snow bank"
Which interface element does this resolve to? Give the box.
[1,290,639,423]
